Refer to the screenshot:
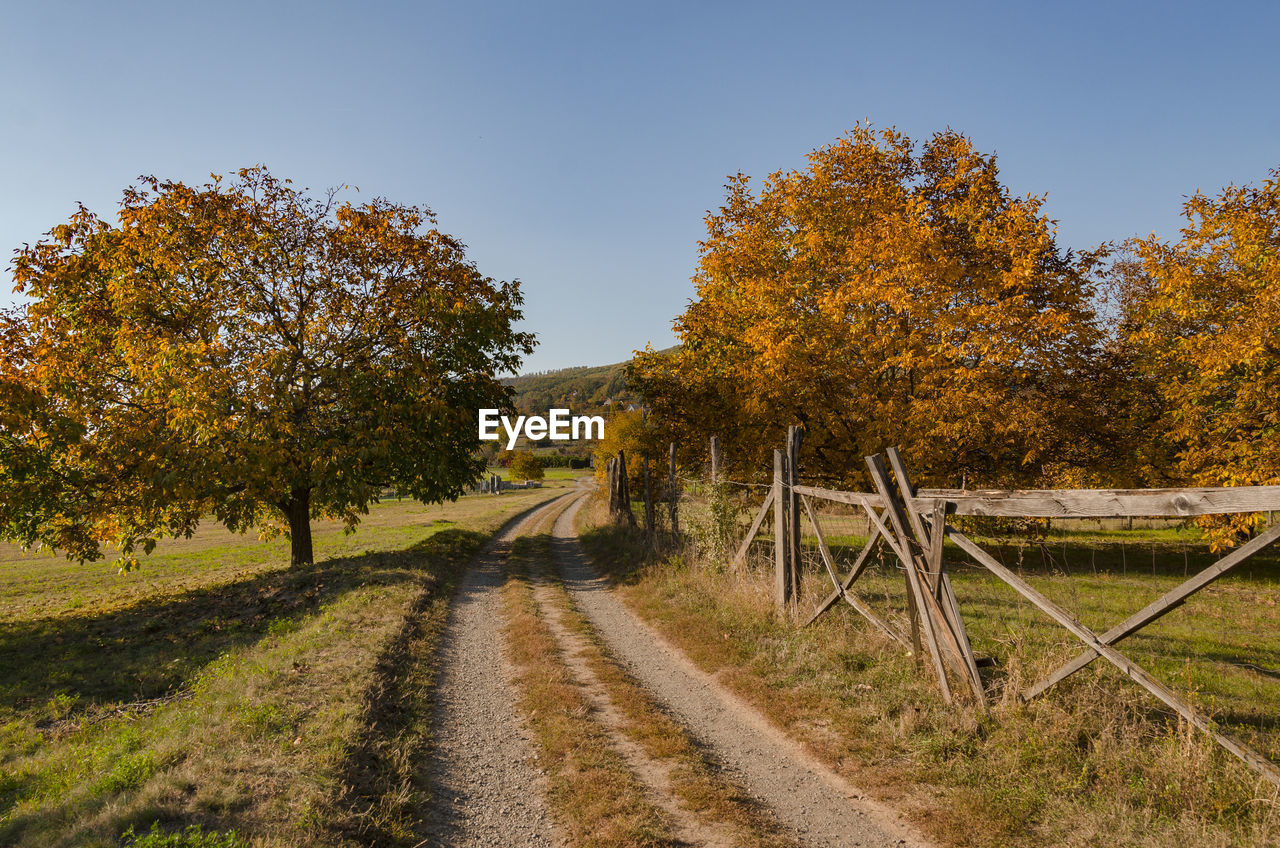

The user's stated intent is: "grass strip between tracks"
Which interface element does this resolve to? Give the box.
[501,533,676,847]
[529,533,800,848]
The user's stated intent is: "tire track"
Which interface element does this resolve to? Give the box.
[419,490,580,847]
[550,498,935,848]
[528,577,752,848]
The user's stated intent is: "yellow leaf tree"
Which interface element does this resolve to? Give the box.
[592,409,664,489]
[1122,168,1280,503]
[631,126,1103,488]
[0,167,534,567]
[508,449,544,482]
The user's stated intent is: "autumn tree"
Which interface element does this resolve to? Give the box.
[592,409,664,489]
[508,449,544,481]
[631,126,1104,488]
[0,167,533,567]
[1081,248,1184,489]
[1121,168,1280,499]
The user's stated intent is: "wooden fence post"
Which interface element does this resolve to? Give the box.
[617,449,635,526]
[710,435,721,483]
[774,449,791,612]
[643,455,655,535]
[606,457,616,513]
[668,442,679,536]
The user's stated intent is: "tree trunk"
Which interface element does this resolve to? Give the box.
[285,487,313,566]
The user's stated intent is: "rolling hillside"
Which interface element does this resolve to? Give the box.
[504,347,675,417]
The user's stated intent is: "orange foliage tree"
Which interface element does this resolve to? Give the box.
[592,409,665,490]
[631,126,1104,488]
[1121,168,1280,510]
[0,167,533,567]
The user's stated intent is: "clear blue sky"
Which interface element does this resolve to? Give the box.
[3,1,1277,373]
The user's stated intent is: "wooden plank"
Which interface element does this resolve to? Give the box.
[948,528,1280,786]
[1023,520,1280,700]
[911,560,970,677]
[607,458,617,513]
[887,447,932,554]
[798,483,1280,518]
[803,509,887,626]
[915,485,1280,518]
[926,500,946,600]
[865,455,918,555]
[859,495,911,565]
[618,449,635,526]
[940,571,988,708]
[902,541,954,703]
[793,485,886,509]
[787,426,803,602]
[884,449,985,701]
[801,495,909,646]
[730,489,775,570]
[924,501,985,704]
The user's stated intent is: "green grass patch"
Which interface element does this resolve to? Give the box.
[121,822,247,847]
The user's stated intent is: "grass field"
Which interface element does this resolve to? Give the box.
[484,465,586,482]
[580,497,1280,848]
[0,484,572,847]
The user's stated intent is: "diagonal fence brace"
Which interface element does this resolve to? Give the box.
[1023,521,1280,700]
[948,527,1280,787]
[800,494,909,646]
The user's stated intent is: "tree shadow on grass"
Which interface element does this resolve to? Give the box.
[0,529,487,722]
[0,528,491,848]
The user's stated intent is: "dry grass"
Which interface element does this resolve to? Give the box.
[500,533,677,847]
[526,529,799,848]
[0,487,568,847]
[577,497,1280,848]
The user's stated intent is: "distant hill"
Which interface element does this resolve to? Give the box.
[504,347,676,417]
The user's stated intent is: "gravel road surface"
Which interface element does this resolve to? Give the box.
[420,493,574,847]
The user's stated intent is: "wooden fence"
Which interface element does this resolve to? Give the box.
[603,446,682,536]
[730,439,1280,787]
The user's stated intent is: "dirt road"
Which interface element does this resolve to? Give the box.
[425,486,931,847]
